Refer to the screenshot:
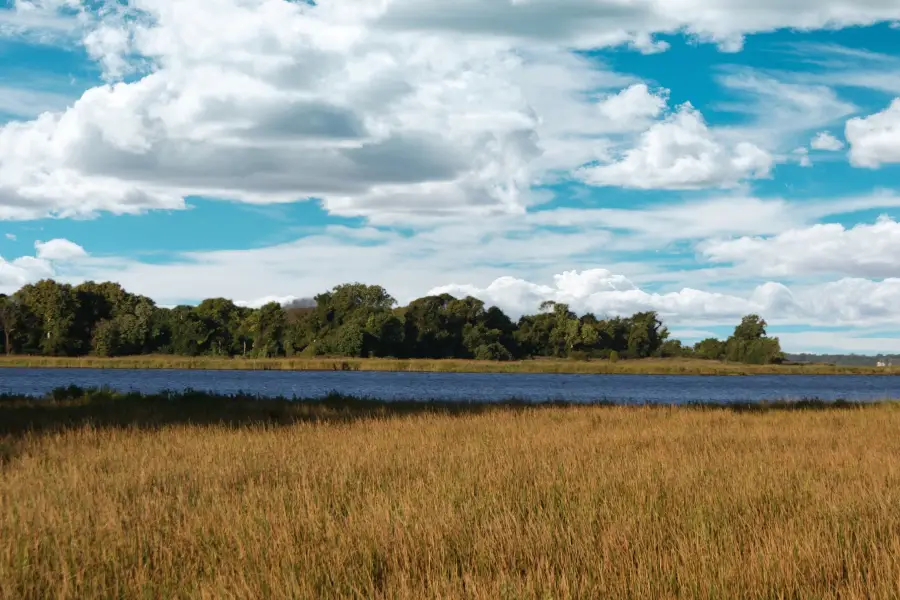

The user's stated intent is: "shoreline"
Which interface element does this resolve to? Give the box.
[0,355,895,375]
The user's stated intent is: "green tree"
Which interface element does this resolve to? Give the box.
[17,280,81,356]
[694,338,726,360]
[91,319,122,357]
[732,314,768,341]
[244,302,287,358]
[724,315,784,364]
[626,311,668,358]
[194,298,248,356]
[166,306,206,356]
[0,294,23,355]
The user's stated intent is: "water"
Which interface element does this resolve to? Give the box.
[1,368,899,403]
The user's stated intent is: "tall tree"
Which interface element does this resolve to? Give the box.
[0,294,22,355]
[194,298,248,356]
[17,280,81,356]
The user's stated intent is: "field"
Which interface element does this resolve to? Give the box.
[0,354,892,375]
[2,391,900,599]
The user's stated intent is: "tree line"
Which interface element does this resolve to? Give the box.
[0,280,784,364]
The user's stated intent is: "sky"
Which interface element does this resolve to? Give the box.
[1,1,900,354]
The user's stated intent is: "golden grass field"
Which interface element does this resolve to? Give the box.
[0,354,892,375]
[2,395,900,599]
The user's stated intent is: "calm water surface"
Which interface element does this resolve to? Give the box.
[1,368,899,403]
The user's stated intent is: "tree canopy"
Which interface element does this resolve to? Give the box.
[0,279,783,364]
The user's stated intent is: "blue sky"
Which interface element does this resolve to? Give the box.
[1,0,900,353]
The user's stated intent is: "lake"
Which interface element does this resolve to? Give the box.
[1,368,899,403]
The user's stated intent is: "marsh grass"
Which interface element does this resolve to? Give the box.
[0,355,891,375]
[2,390,900,599]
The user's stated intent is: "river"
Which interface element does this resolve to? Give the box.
[1,368,899,403]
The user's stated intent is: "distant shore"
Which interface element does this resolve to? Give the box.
[0,355,893,375]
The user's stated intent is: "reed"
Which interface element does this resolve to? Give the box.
[1,390,899,598]
[0,354,891,375]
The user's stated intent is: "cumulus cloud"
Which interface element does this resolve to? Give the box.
[579,103,774,189]
[0,0,654,222]
[811,131,844,151]
[35,238,88,261]
[846,98,900,168]
[429,269,787,322]
[0,256,54,288]
[0,237,85,289]
[429,269,900,328]
[0,0,891,220]
[595,83,668,127]
[699,217,900,279]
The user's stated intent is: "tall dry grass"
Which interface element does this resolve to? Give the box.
[2,403,900,598]
[0,354,891,375]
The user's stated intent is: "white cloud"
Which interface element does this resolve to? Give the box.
[4,234,15,241]
[527,192,900,245]
[429,269,785,322]
[792,147,812,167]
[700,217,900,279]
[235,295,304,309]
[7,0,900,52]
[846,98,900,168]
[369,0,900,54]
[715,72,857,145]
[579,103,774,189]
[0,236,85,288]
[595,83,668,127]
[35,238,88,261]
[811,131,844,151]
[0,85,76,118]
[0,255,54,288]
[0,0,890,220]
[0,0,641,222]
[0,1,80,43]
[429,269,900,328]
[778,331,900,354]
[781,42,900,96]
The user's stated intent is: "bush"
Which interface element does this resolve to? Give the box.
[473,343,514,362]
[609,350,619,363]
[568,350,590,362]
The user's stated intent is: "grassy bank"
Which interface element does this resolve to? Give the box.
[0,354,893,375]
[2,390,900,598]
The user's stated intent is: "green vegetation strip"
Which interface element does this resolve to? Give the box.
[1,280,787,365]
[0,355,894,375]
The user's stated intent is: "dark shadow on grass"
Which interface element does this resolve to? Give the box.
[0,386,888,447]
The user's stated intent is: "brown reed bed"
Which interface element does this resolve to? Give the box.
[1,390,899,598]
